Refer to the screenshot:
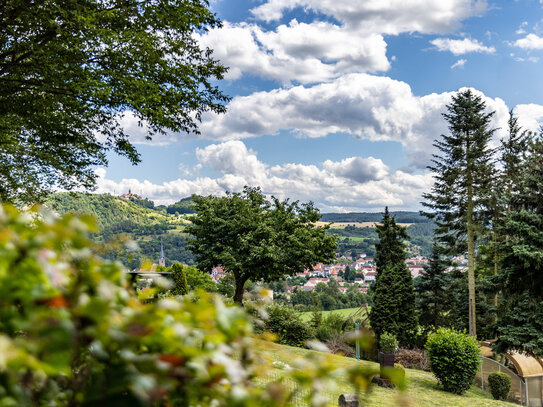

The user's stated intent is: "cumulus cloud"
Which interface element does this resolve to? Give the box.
[430,38,495,55]
[451,59,467,69]
[200,74,511,168]
[513,104,543,132]
[94,142,434,211]
[513,33,543,50]
[250,0,487,34]
[197,21,389,85]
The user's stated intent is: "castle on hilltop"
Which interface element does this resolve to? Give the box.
[119,189,142,200]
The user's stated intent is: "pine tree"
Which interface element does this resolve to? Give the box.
[369,208,417,346]
[495,134,543,355]
[171,263,188,296]
[422,89,497,337]
[416,242,452,334]
[375,207,408,279]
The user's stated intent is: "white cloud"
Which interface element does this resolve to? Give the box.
[430,38,495,55]
[250,0,487,34]
[513,33,543,50]
[200,74,511,168]
[516,21,528,35]
[451,59,467,69]
[94,143,435,211]
[197,21,389,85]
[513,104,543,132]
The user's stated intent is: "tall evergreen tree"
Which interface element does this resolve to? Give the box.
[422,89,496,337]
[369,209,417,346]
[495,134,543,355]
[375,207,408,278]
[171,263,188,296]
[415,242,452,334]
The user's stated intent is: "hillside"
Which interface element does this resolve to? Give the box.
[47,193,194,268]
[47,193,436,267]
[256,340,517,407]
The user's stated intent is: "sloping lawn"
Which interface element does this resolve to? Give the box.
[297,307,366,322]
[254,340,518,407]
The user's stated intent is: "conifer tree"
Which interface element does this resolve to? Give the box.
[369,208,417,346]
[495,134,543,355]
[422,89,496,337]
[416,242,452,334]
[375,207,409,279]
[171,263,189,296]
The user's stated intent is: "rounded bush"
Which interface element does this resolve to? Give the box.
[426,328,481,394]
[265,304,312,347]
[488,372,511,400]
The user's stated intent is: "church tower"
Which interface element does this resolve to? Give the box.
[159,242,165,267]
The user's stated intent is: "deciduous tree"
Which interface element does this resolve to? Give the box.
[0,0,228,202]
[187,187,338,304]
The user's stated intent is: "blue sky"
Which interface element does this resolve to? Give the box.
[97,0,543,212]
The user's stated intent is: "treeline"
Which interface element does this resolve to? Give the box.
[321,211,429,223]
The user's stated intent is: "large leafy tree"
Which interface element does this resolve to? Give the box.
[0,0,228,202]
[422,89,496,337]
[495,134,543,355]
[186,187,338,304]
[369,208,417,346]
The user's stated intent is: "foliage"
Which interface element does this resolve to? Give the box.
[415,242,453,334]
[426,328,480,395]
[374,207,409,276]
[166,196,197,215]
[370,209,417,347]
[187,186,337,304]
[422,90,497,337]
[488,372,511,400]
[0,0,228,203]
[379,332,399,353]
[264,304,313,347]
[320,211,430,224]
[184,265,217,292]
[495,134,543,354]
[394,348,430,371]
[171,262,188,295]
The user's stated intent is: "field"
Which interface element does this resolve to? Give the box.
[297,307,367,322]
[315,221,413,228]
[254,340,518,407]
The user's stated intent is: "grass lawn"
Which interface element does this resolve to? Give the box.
[297,307,366,322]
[254,340,517,407]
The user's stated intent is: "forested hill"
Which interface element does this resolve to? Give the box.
[320,211,428,224]
[46,193,435,267]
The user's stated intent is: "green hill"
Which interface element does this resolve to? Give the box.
[47,193,194,268]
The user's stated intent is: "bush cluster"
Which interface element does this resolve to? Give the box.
[264,304,313,347]
[488,372,512,400]
[426,328,481,395]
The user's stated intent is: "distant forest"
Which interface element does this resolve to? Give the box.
[320,211,429,224]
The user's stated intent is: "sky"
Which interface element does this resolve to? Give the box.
[96,0,543,212]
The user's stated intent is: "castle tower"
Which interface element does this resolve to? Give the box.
[159,242,165,267]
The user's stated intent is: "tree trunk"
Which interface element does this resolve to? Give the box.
[233,273,247,305]
[467,175,477,338]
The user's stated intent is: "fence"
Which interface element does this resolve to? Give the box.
[474,356,527,405]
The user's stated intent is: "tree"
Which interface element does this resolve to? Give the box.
[415,242,452,334]
[369,209,417,346]
[186,187,338,304]
[422,89,496,337]
[0,0,228,203]
[495,134,543,355]
[375,207,408,279]
[171,262,188,295]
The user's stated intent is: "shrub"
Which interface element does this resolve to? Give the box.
[426,328,481,394]
[316,313,346,342]
[380,332,399,353]
[488,372,512,400]
[265,304,312,347]
[171,262,188,295]
[395,348,430,371]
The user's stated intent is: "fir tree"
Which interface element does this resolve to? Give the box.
[369,208,417,346]
[422,89,497,337]
[415,242,452,334]
[495,134,543,355]
[171,263,188,296]
[375,207,408,279]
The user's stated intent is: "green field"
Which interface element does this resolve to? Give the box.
[255,340,517,407]
[297,307,367,322]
